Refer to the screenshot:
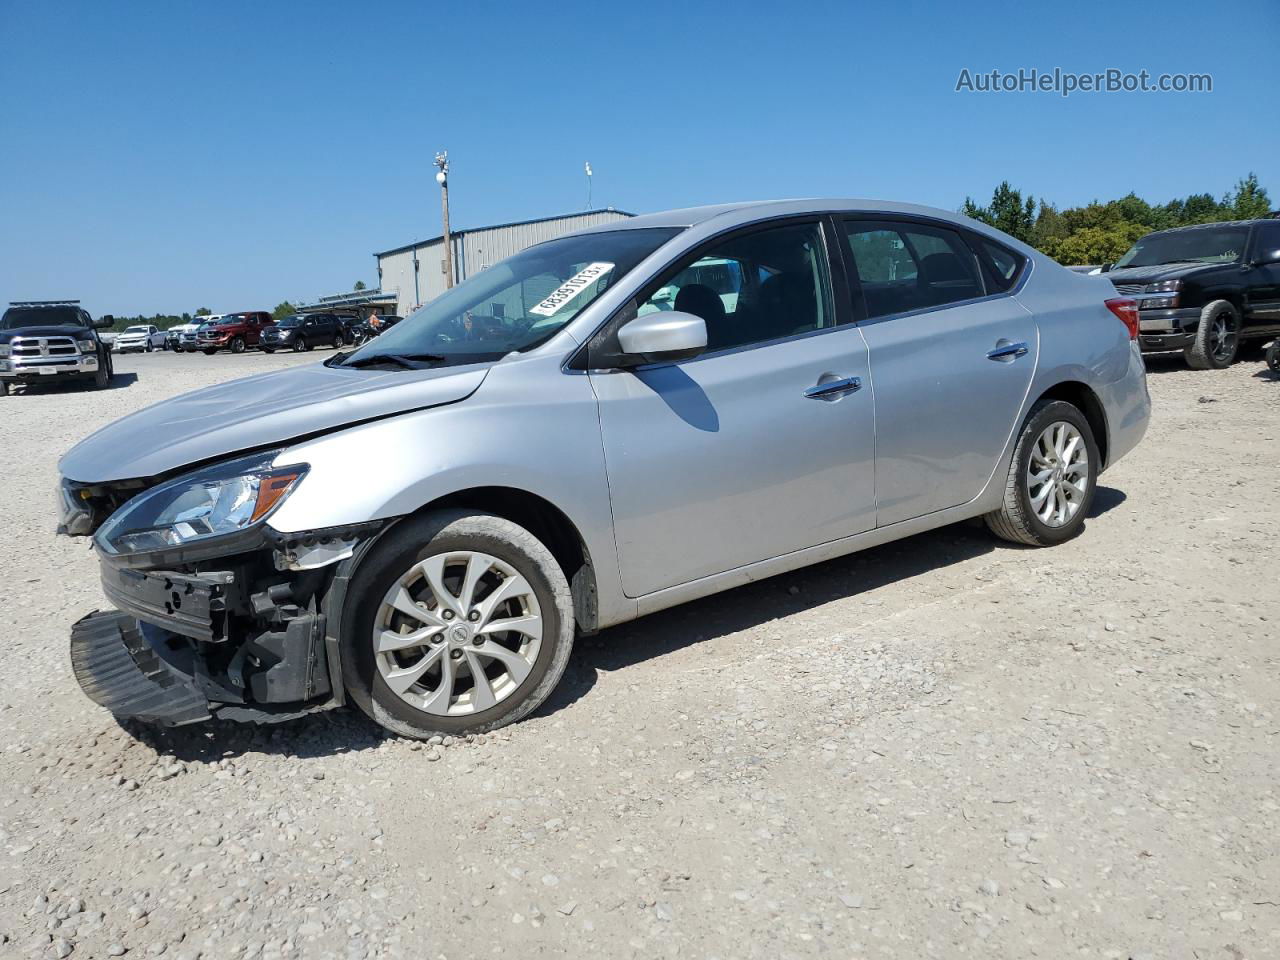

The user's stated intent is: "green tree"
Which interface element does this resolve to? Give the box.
[353,280,367,291]
[272,301,296,322]
[962,181,1037,243]
[1226,172,1271,220]
[195,307,211,316]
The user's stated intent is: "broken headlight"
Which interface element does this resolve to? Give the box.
[95,452,307,556]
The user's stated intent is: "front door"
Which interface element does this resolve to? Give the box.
[839,217,1038,526]
[591,220,877,598]
[1246,221,1280,335]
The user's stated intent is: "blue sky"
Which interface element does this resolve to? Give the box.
[1,0,1275,315]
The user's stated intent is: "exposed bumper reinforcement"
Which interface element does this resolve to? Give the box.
[70,610,212,726]
[99,565,231,642]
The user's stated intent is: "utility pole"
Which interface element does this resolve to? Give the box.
[434,151,454,289]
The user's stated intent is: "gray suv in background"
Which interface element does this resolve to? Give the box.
[57,199,1150,739]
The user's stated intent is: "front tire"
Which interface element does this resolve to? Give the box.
[1184,300,1240,370]
[984,399,1099,547]
[1267,341,1280,373]
[342,511,576,739]
[230,336,246,354]
[292,337,307,352]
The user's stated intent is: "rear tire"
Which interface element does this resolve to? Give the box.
[985,399,1099,547]
[1184,300,1240,370]
[342,511,576,739]
[1267,341,1280,373]
[0,381,9,397]
[203,348,217,356]
[332,333,344,349]
[262,347,275,354]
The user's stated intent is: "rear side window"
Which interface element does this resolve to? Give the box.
[842,220,984,319]
[973,237,1025,291]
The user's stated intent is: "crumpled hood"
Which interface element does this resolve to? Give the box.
[1106,262,1213,285]
[60,360,491,482]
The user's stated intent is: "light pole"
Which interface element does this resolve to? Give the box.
[584,161,592,209]
[434,151,454,290]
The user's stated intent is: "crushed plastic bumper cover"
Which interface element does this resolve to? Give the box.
[70,610,212,726]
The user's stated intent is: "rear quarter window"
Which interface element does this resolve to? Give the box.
[972,237,1025,292]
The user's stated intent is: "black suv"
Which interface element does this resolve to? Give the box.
[1105,218,1280,369]
[260,313,347,353]
[0,301,115,396]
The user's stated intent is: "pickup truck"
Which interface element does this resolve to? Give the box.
[113,324,166,353]
[197,311,271,354]
[1106,218,1280,369]
[0,300,115,395]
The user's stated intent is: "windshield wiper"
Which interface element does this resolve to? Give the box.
[339,352,446,370]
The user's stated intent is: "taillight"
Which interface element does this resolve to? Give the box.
[1106,298,1140,340]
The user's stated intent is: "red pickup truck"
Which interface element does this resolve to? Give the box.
[197,311,271,354]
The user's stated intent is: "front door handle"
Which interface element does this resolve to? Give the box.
[987,340,1029,362]
[804,375,862,400]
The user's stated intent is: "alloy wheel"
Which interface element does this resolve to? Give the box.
[1209,311,1237,363]
[1026,421,1089,528]
[373,551,543,716]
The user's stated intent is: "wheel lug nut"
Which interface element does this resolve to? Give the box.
[442,610,454,620]
[472,636,483,646]
[450,649,462,660]
[468,610,480,622]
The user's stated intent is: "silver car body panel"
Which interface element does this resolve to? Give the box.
[62,198,1150,633]
[59,361,491,482]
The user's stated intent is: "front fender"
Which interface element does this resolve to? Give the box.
[266,357,633,628]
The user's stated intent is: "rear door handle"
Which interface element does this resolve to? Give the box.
[804,376,861,400]
[987,340,1029,362]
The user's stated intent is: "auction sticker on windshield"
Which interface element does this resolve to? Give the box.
[528,262,614,317]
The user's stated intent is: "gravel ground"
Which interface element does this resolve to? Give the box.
[1,348,1278,960]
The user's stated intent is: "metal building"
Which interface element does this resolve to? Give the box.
[374,208,632,315]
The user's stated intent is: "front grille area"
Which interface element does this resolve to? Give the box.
[11,336,78,359]
[1111,283,1143,295]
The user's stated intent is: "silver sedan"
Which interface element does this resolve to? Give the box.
[59,199,1150,738]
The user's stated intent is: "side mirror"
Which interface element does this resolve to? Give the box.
[1100,262,1114,273]
[93,315,114,328]
[616,310,708,367]
[1251,248,1280,267]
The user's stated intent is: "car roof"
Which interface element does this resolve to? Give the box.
[568,198,992,235]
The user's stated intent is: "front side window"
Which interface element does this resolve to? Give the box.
[636,221,835,353]
[344,227,681,367]
[843,220,983,319]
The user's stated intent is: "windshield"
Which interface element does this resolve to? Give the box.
[1115,227,1249,268]
[124,326,147,334]
[342,227,680,367]
[1,306,84,329]
[277,315,304,328]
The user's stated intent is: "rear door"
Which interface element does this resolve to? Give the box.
[590,218,878,597]
[838,217,1037,526]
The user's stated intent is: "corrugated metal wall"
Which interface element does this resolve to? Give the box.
[376,210,631,315]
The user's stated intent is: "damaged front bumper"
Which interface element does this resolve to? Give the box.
[70,522,385,725]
